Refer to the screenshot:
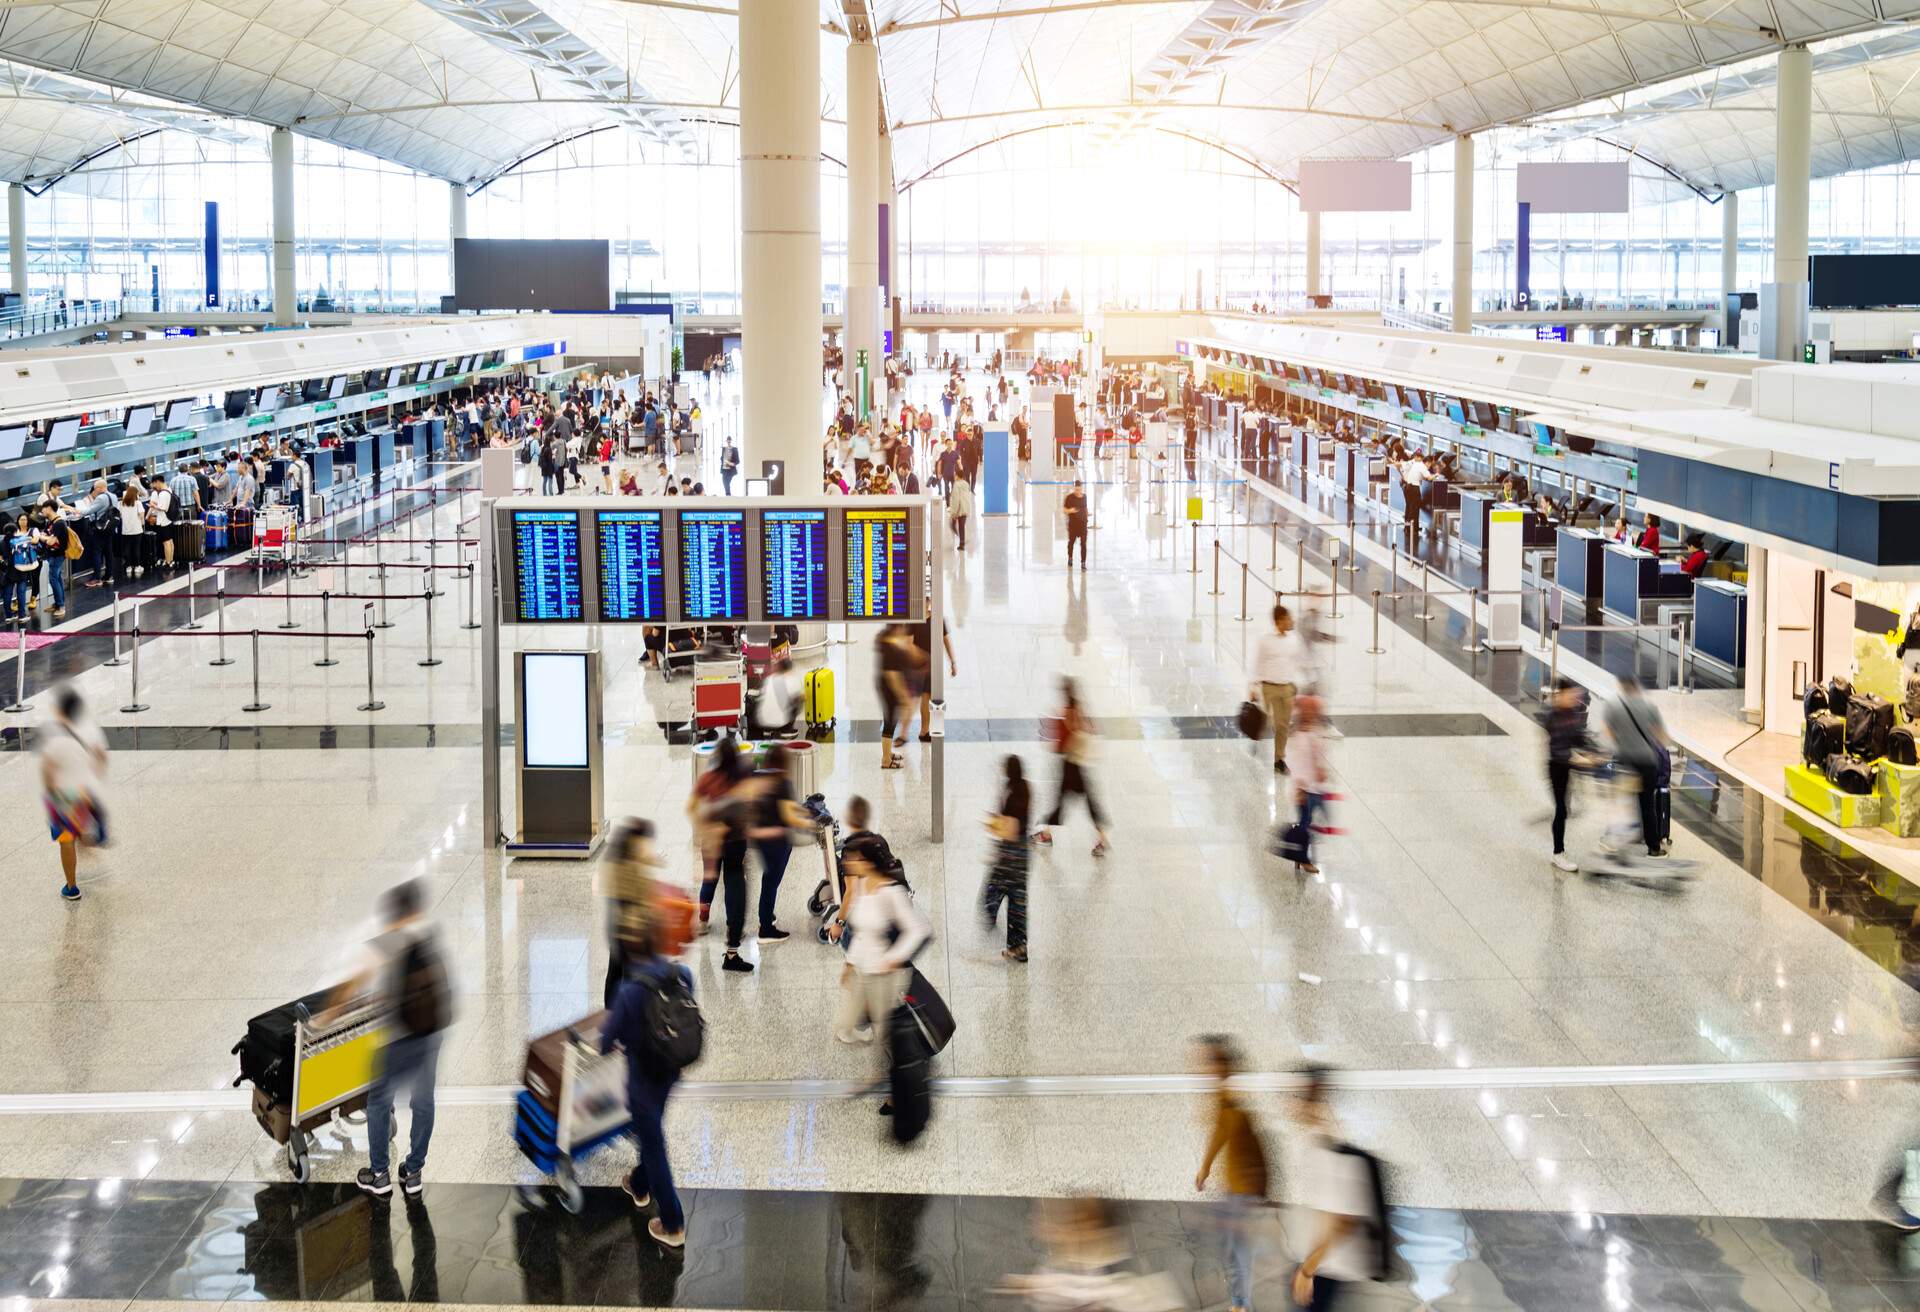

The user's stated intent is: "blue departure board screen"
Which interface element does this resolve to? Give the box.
[762,510,828,620]
[845,508,911,620]
[512,510,583,622]
[678,510,747,621]
[596,510,666,622]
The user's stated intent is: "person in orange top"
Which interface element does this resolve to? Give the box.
[1195,1035,1270,1312]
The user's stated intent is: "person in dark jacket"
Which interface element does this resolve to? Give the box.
[602,923,692,1249]
[1543,678,1595,872]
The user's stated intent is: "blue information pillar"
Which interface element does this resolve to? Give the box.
[983,426,1010,516]
[203,201,220,309]
[1515,200,1531,310]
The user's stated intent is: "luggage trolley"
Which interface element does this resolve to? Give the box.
[231,999,388,1184]
[692,657,747,735]
[253,506,301,570]
[514,1016,629,1214]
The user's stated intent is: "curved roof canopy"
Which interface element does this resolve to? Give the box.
[0,0,1912,192]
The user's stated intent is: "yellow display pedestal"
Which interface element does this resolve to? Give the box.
[1785,763,1882,829]
[1878,760,1920,837]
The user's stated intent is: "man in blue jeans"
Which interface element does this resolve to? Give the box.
[323,878,451,1198]
[603,922,692,1249]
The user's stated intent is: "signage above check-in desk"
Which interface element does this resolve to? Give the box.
[491,496,929,627]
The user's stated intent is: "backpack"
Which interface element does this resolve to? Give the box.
[636,971,704,1071]
[1331,1143,1393,1281]
[1803,684,1828,719]
[393,931,451,1037]
[1890,725,1918,767]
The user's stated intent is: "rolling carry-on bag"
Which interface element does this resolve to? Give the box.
[900,967,956,1056]
[231,504,255,551]
[1849,693,1895,761]
[1805,712,1845,767]
[523,1010,608,1116]
[232,987,332,1142]
[205,508,229,552]
[804,667,835,728]
[175,519,206,564]
[887,1004,933,1144]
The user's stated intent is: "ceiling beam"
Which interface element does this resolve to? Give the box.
[1419,0,1778,36]
[878,0,1221,35]
[890,100,1447,131]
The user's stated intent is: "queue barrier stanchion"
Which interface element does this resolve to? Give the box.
[462,562,481,631]
[1235,560,1252,622]
[1366,590,1386,655]
[418,589,441,668]
[210,574,234,667]
[104,593,127,668]
[121,616,150,713]
[1329,546,1343,620]
[315,592,339,668]
[1464,589,1480,654]
[1345,516,1360,574]
[243,630,269,713]
[1296,536,1306,593]
[1390,542,1400,610]
[360,630,386,712]
[4,617,31,714]
[426,536,440,598]
[1189,521,1199,575]
[1208,538,1223,597]
[1415,564,1435,623]
[374,541,394,630]
[278,562,299,630]
[183,561,203,630]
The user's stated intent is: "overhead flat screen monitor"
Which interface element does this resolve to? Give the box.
[301,378,327,402]
[678,510,747,622]
[45,417,81,453]
[761,509,829,621]
[1810,254,1920,309]
[432,361,450,380]
[385,366,407,388]
[414,363,432,384]
[223,389,252,419]
[164,399,195,429]
[0,426,27,460]
[845,508,911,620]
[457,355,476,375]
[328,375,348,399]
[511,509,584,622]
[521,652,590,768]
[595,509,667,622]
[122,405,156,438]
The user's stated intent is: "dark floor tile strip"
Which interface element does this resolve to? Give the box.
[1,1176,1911,1309]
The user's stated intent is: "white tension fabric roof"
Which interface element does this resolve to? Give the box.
[0,0,1914,193]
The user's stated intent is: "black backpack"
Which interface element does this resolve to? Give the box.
[1827,753,1875,795]
[1828,677,1855,717]
[1332,1144,1394,1281]
[395,932,451,1037]
[1804,712,1844,767]
[1804,684,1829,719]
[1891,726,1918,767]
[1848,693,1895,761]
[637,972,704,1072]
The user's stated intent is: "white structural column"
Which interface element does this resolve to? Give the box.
[1720,190,1739,297]
[881,129,899,330]
[741,0,822,486]
[1766,44,1812,361]
[7,182,25,301]
[1304,210,1322,301]
[1451,135,1474,334]
[844,37,882,418]
[269,127,296,327]
[449,181,468,241]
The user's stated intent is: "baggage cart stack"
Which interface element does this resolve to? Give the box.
[232,993,389,1182]
[514,1011,629,1214]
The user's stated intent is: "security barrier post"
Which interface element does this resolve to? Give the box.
[1415,563,1435,622]
[359,631,386,712]
[1464,589,1480,653]
[315,592,339,667]
[1208,538,1223,597]
[278,562,299,630]
[418,589,441,668]
[183,561,203,630]
[1235,560,1251,622]
[1296,536,1306,593]
[104,593,126,667]
[461,561,481,631]
[1189,521,1199,575]
[1329,545,1343,619]
[242,629,270,712]
[211,575,234,666]
[1366,589,1385,655]
[1345,516,1359,573]
[4,617,31,714]
[121,618,150,713]
[426,536,440,598]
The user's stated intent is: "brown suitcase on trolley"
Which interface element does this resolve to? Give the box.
[522,1010,608,1116]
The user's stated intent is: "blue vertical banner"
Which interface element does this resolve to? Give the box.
[203,201,220,308]
[983,427,1010,516]
[1515,200,1530,310]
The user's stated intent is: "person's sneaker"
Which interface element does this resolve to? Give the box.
[356,1168,392,1196]
[59,884,80,903]
[722,951,754,973]
[50,607,64,618]
[1274,761,1290,774]
[1002,946,1027,963]
[756,926,790,945]
[1031,829,1053,847]
[1092,840,1109,859]
[399,1166,423,1196]
[697,907,711,935]
[1551,854,1578,873]
[624,1179,651,1209]
[24,598,34,610]
[647,1218,686,1248]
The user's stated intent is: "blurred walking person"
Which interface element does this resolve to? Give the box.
[597,818,662,1007]
[749,744,804,944]
[1031,678,1109,859]
[603,908,698,1248]
[1251,603,1303,774]
[40,686,108,902]
[1194,1036,1270,1312]
[829,798,930,1067]
[687,737,756,973]
[1276,694,1331,875]
[325,878,452,1197]
[1542,679,1594,873]
[1292,1067,1391,1312]
[981,755,1032,962]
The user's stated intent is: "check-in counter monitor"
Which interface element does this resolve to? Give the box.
[304,447,335,490]
[348,435,376,479]
[377,429,395,470]
[1693,578,1748,668]
[1555,526,1608,599]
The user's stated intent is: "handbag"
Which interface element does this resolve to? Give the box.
[1238,699,1268,741]
[900,967,955,1056]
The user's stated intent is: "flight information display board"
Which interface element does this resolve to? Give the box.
[678,510,747,621]
[845,508,912,620]
[596,510,667,622]
[761,510,829,620]
[512,510,583,622]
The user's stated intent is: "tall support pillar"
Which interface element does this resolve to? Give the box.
[845,37,882,420]
[6,183,24,302]
[742,0,822,485]
[1720,189,1739,297]
[1451,134,1474,334]
[1764,44,1812,361]
[270,127,296,326]
[880,129,898,375]
[1304,209,1322,302]
[449,182,467,308]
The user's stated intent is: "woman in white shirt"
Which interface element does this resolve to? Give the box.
[115,486,148,580]
[829,799,931,1048]
[146,480,175,571]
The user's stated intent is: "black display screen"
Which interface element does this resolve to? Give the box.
[678,510,747,621]
[596,510,666,622]
[512,510,583,622]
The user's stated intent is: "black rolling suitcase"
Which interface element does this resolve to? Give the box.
[887,1005,933,1145]
[233,988,330,1141]
[175,519,206,564]
[231,504,255,551]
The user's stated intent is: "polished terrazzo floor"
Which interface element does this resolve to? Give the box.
[0,371,1918,1312]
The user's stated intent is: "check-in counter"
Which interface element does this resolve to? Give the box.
[346,435,376,479]
[1291,428,1312,472]
[1692,578,1747,668]
[1459,490,1555,556]
[1388,470,1457,519]
[1555,526,1609,599]
[1602,543,1694,622]
[376,428,395,471]
[303,447,335,491]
